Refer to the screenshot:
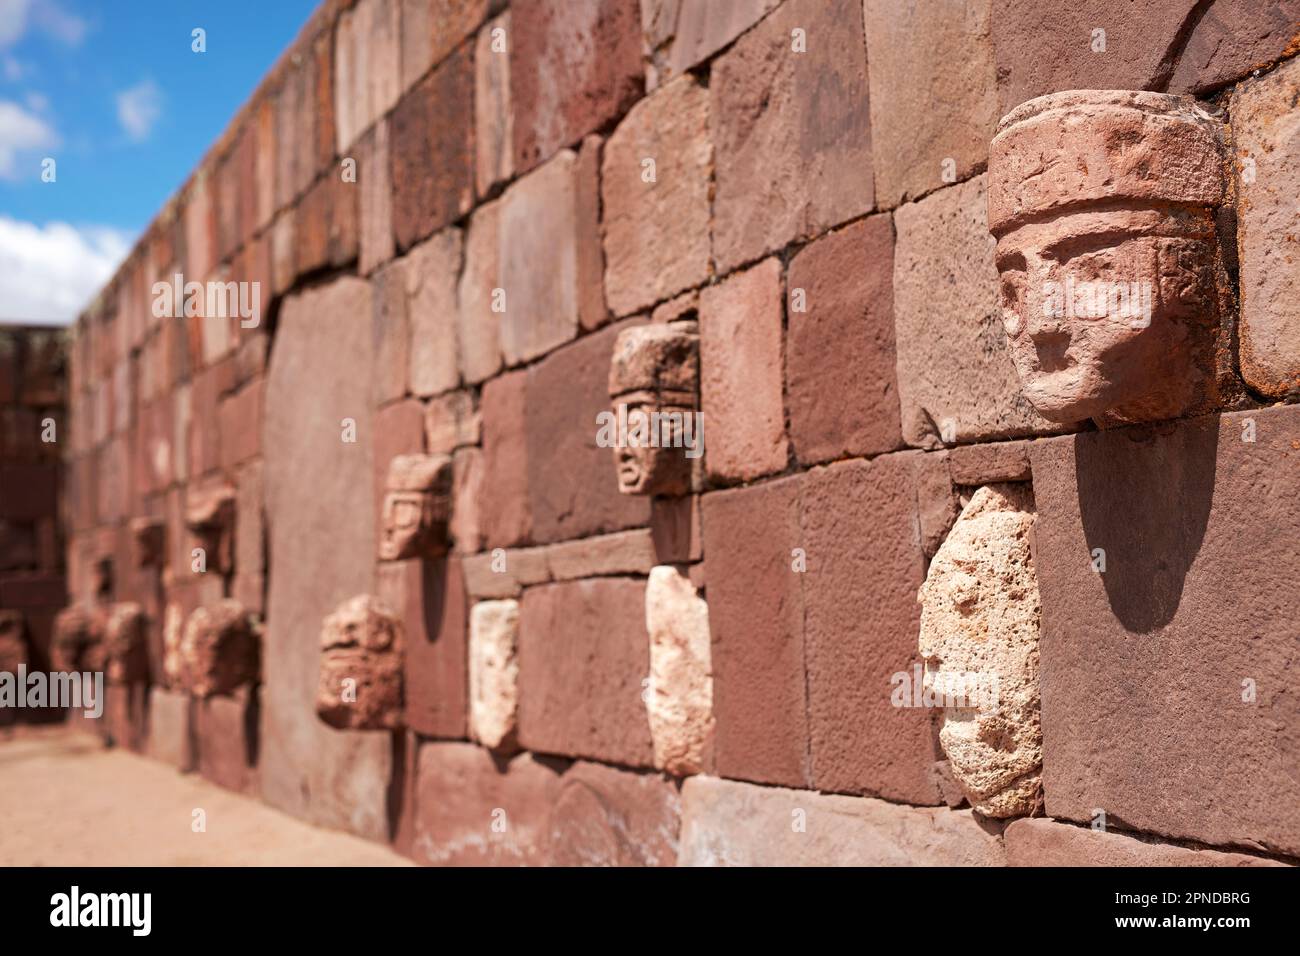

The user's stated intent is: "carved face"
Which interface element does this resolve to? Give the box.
[52,605,105,674]
[180,601,259,698]
[917,484,1041,818]
[104,603,149,684]
[316,594,403,730]
[611,400,694,497]
[996,208,1218,424]
[378,455,452,561]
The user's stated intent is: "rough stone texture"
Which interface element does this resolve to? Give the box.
[371,261,409,405]
[179,600,259,699]
[919,483,1042,817]
[678,776,1006,866]
[358,118,395,275]
[195,687,258,794]
[411,741,564,866]
[894,174,1056,447]
[710,0,873,272]
[103,602,149,685]
[1168,0,1300,94]
[456,199,504,385]
[469,598,520,750]
[402,0,489,92]
[699,258,788,481]
[602,74,711,317]
[518,578,655,767]
[800,454,943,804]
[545,530,656,581]
[478,369,531,547]
[390,47,474,252]
[510,0,643,174]
[1030,405,1300,858]
[498,150,595,365]
[424,390,480,454]
[316,593,404,731]
[146,686,195,772]
[645,565,712,776]
[406,227,463,398]
[525,321,650,543]
[863,0,998,208]
[640,0,778,89]
[475,11,514,197]
[296,172,360,276]
[450,446,485,554]
[786,214,901,464]
[262,276,392,840]
[1004,818,1288,867]
[948,439,1032,484]
[1233,55,1300,399]
[547,761,681,866]
[701,476,808,787]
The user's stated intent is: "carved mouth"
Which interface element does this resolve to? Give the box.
[1032,331,1073,373]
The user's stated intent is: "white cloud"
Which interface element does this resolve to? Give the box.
[116,78,161,142]
[0,0,87,49]
[0,216,133,325]
[0,98,58,178]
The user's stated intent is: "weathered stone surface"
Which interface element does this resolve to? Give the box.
[1004,818,1288,867]
[525,320,650,543]
[317,594,404,731]
[710,0,873,271]
[1030,405,1300,857]
[645,565,712,776]
[919,483,1042,817]
[678,776,1006,866]
[650,494,701,565]
[799,453,943,804]
[456,199,503,384]
[146,686,195,771]
[424,390,480,454]
[894,174,1055,447]
[103,602,148,685]
[475,11,514,197]
[262,276,392,839]
[372,398,425,535]
[402,0,489,92]
[451,446,485,553]
[180,600,259,699]
[406,227,462,397]
[701,475,808,787]
[545,529,656,581]
[640,0,778,89]
[390,47,474,251]
[498,150,592,364]
[479,369,531,547]
[469,598,519,750]
[863,0,997,207]
[1233,55,1300,399]
[371,261,409,405]
[296,172,360,276]
[378,454,453,560]
[700,258,787,481]
[518,578,655,767]
[602,74,711,317]
[1169,0,1300,94]
[358,118,395,275]
[510,0,642,173]
[948,439,1032,484]
[161,602,184,689]
[196,687,258,794]
[105,682,149,752]
[410,741,564,865]
[786,214,901,464]
[547,761,681,866]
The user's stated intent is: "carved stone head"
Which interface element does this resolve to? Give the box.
[185,482,236,574]
[918,483,1041,818]
[378,454,453,561]
[180,600,259,698]
[316,594,403,730]
[130,517,165,568]
[51,604,105,673]
[989,91,1228,426]
[607,322,701,496]
[104,602,150,684]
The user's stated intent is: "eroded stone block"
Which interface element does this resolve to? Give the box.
[180,600,259,699]
[316,594,403,731]
[469,599,520,750]
[645,565,712,776]
[378,454,454,561]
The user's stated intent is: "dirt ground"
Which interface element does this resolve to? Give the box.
[0,727,411,866]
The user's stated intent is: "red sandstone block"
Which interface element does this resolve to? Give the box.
[474,10,513,197]
[274,59,305,209]
[1004,818,1286,867]
[547,761,681,866]
[800,452,945,804]
[296,172,360,276]
[699,258,788,482]
[234,459,265,614]
[1168,0,1300,93]
[649,494,702,565]
[410,741,563,865]
[254,96,277,231]
[147,686,196,771]
[390,46,474,252]
[402,0,489,94]
[517,577,655,767]
[310,21,337,178]
[524,319,650,543]
[214,141,242,266]
[948,439,1033,484]
[195,687,258,794]
[456,198,503,385]
[450,446,484,554]
[786,214,901,465]
[601,74,711,318]
[479,369,531,547]
[105,683,149,753]
[371,397,425,529]
[1030,405,1300,858]
[640,0,778,89]
[424,390,479,454]
[406,228,463,397]
[371,260,409,406]
[700,475,809,788]
[545,530,656,582]
[187,365,222,479]
[183,170,216,282]
[710,0,873,272]
[510,0,642,174]
[357,118,395,275]
[219,378,263,472]
[376,556,468,739]
[269,209,297,298]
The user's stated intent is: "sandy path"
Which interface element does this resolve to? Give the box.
[0,727,412,866]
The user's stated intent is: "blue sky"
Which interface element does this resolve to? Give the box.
[0,0,318,324]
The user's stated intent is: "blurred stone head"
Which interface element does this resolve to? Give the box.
[989,90,1227,426]
[180,600,259,698]
[378,454,453,561]
[104,602,150,685]
[52,604,105,674]
[316,594,403,731]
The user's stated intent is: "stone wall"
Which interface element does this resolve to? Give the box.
[53,0,1300,864]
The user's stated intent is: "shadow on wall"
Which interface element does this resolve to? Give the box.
[1073,415,1218,634]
